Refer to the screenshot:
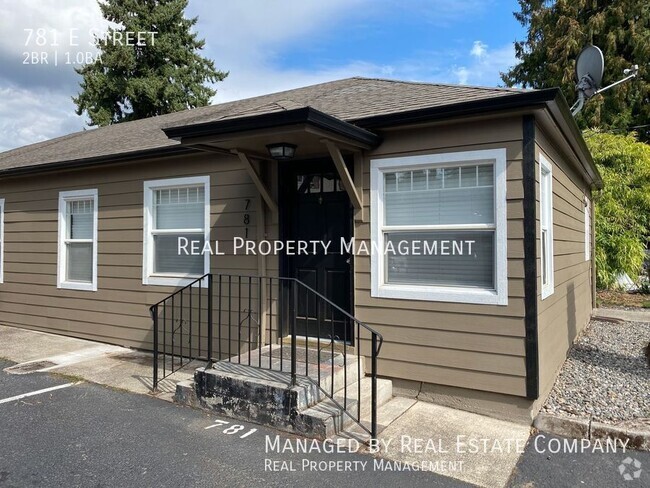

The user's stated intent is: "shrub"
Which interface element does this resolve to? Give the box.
[584,131,650,289]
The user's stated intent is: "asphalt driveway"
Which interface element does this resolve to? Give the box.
[0,360,464,488]
[1,356,648,488]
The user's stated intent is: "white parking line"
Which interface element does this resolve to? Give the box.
[0,382,81,405]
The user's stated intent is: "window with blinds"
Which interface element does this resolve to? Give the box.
[143,176,210,286]
[371,149,508,305]
[58,190,98,291]
[383,164,495,289]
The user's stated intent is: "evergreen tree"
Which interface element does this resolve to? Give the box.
[502,0,650,137]
[74,0,227,126]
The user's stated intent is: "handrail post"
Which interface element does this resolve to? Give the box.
[291,281,297,386]
[207,274,213,365]
[371,332,378,440]
[152,304,159,391]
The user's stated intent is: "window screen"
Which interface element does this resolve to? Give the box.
[152,185,205,275]
[382,163,495,289]
[65,198,94,283]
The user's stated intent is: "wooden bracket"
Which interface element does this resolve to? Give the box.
[233,149,279,215]
[353,151,366,222]
[323,140,362,211]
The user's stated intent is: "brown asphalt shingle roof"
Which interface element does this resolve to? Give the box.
[0,77,528,172]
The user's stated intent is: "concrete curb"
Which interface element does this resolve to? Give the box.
[593,308,650,324]
[534,413,650,451]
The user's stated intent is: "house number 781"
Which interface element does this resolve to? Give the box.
[205,419,257,439]
[244,199,251,238]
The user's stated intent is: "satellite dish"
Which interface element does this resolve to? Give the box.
[571,44,638,117]
[575,45,604,98]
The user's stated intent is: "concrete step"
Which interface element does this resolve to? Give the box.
[327,396,418,445]
[294,377,393,439]
[215,345,365,409]
[333,376,393,421]
[173,346,390,440]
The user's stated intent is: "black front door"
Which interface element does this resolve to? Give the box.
[280,160,353,342]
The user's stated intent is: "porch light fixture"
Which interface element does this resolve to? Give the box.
[266,143,296,160]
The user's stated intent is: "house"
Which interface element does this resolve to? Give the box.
[0,77,600,429]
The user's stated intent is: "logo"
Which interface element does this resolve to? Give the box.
[618,457,642,481]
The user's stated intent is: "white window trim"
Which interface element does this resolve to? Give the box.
[584,195,591,261]
[57,189,98,292]
[370,148,508,306]
[143,175,210,286]
[0,198,4,284]
[540,156,554,300]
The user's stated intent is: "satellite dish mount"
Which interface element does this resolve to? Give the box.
[571,45,639,116]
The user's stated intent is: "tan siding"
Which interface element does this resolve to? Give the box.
[535,124,593,397]
[354,117,528,397]
[0,153,264,349]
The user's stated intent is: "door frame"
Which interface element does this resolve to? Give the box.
[277,157,355,339]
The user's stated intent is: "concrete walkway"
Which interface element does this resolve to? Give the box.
[593,307,650,323]
[0,324,531,487]
[0,325,195,400]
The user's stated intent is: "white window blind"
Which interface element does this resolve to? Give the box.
[383,164,495,289]
[152,186,205,275]
[143,176,210,286]
[58,190,98,291]
[66,199,94,282]
[371,149,508,305]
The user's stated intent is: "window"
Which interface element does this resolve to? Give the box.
[584,196,591,261]
[143,176,210,286]
[0,198,4,284]
[370,149,508,305]
[540,156,554,299]
[57,189,98,291]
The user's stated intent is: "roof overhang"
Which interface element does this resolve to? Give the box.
[0,145,194,178]
[352,88,603,190]
[163,106,382,153]
[540,93,603,189]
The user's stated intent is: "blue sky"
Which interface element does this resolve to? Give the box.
[0,1,526,152]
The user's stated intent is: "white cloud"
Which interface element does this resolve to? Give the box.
[186,0,370,103]
[0,86,85,153]
[453,41,516,86]
[0,0,107,91]
[0,1,516,153]
[454,67,471,85]
[388,0,493,26]
[470,40,487,58]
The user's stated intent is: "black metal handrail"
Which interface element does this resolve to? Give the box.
[150,273,383,438]
[149,273,212,389]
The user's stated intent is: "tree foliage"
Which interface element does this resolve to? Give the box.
[502,0,650,138]
[74,0,227,126]
[584,130,650,288]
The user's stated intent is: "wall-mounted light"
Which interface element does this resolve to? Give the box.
[266,143,296,160]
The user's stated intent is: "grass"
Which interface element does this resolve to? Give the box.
[597,289,650,308]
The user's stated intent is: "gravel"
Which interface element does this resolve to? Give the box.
[542,319,650,424]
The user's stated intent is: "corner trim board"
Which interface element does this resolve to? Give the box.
[522,114,539,399]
